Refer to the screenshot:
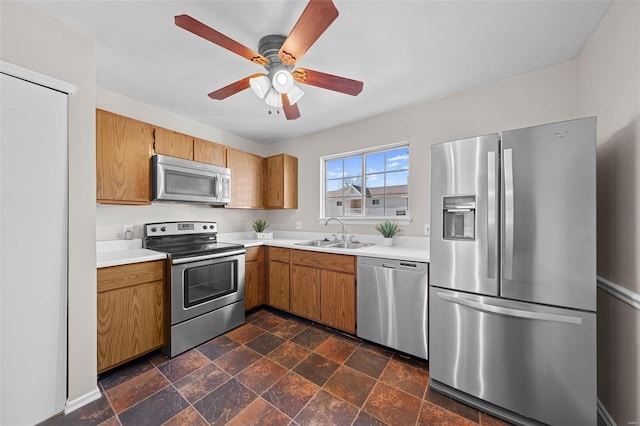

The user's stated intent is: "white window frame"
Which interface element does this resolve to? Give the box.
[319,141,411,225]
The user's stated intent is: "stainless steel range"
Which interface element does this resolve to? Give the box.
[143,221,246,357]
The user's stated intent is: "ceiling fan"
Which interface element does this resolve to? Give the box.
[175,0,364,120]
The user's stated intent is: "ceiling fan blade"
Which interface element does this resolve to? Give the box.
[208,73,264,100]
[282,94,301,120]
[279,0,339,66]
[175,15,268,66]
[293,68,363,96]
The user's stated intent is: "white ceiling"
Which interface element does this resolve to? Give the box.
[23,0,611,144]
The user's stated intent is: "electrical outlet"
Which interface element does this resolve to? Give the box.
[122,225,134,239]
[424,224,431,236]
[295,221,303,230]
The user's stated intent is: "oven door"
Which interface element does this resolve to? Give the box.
[171,250,245,324]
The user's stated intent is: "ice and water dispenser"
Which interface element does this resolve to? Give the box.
[442,195,476,240]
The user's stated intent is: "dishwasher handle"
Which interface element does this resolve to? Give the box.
[381,262,424,271]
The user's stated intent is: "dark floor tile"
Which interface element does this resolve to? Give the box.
[97,416,119,426]
[363,382,422,426]
[352,410,389,426]
[193,378,257,425]
[331,330,362,346]
[118,386,189,426]
[294,389,358,425]
[226,323,265,344]
[198,335,240,361]
[162,406,209,426]
[424,388,480,423]
[99,357,154,391]
[266,340,311,369]
[157,349,210,383]
[290,327,330,350]
[39,393,114,426]
[392,352,429,371]
[148,351,171,367]
[418,401,477,426]
[105,368,170,414]
[360,341,395,358]
[236,357,288,395]
[345,347,390,379]
[227,397,291,426]
[262,372,320,418]
[246,308,270,323]
[173,363,231,403]
[245,332,286,355]
[215,345,263,375]
[253,312,286,330]
[323,365,377,408]
[293,352,340,386]
[379,359,429,398]
[269,319,307,340]
[314,336,358,364]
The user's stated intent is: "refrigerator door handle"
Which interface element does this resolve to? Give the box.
[503,148,514,280]
[487,151,497,279]
[436,292,583,325]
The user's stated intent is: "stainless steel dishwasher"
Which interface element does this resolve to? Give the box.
[357,257,429,359]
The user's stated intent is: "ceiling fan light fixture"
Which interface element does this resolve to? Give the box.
[287,84,305,105]
[264,88,283,108]
[249,75,270,99]
[272,69,294,94]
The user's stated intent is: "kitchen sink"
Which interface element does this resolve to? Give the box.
[295,240,374,250]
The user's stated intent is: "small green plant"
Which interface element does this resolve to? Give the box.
[375,220,401,238]
[251,219,269,233]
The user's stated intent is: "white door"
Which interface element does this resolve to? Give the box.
[1,72,68,424]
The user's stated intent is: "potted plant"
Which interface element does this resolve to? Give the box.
[375,219,401,246]
[251,219,272,240]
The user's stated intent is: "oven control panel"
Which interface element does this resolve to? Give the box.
[145,221,218,236]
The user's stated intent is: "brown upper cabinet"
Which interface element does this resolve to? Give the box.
[194,138,225,167]
[96,109,153,205]
[226,147,264,209]
[153,127,193,160]
[265,154,298,209]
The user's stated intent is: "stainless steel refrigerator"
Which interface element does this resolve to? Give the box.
[429,117,597,426]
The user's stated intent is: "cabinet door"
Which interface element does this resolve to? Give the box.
[96,109,153,204]
[245,259,265,311]
[265,154,298,209]
[194,138,226,166]
[290,265,321,321]
[226,148,264,208]
[97,280,164,372]
[321,270,356,333]
[268,261,290,311]
[154,127,194,160]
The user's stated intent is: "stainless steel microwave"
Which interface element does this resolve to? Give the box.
[152,154,231,205]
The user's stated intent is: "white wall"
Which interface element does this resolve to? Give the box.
[96,88,267,240]
[576,1,640,423]
[0,0,97,406]
[265,61,577,237]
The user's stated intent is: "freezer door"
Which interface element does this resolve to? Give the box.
[430,134,499,296]
[501,117,596,311]
[429,288,596,426]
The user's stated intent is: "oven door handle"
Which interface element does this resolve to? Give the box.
[171,249,246,264]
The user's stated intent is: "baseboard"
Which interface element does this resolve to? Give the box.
[597,276,640,311]
[597,399,617,426]
[64,387,101,414]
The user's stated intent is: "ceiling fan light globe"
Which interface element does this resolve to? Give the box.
[264,88,283,108]
[249,75,270,99]
[272,69,294,94]
[287,85,305,105]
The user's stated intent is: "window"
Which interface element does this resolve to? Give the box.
[322,143,409,221]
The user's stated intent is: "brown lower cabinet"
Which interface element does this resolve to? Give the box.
[97,260,165,373]
[245,247,265,311]
[266,247,357,334]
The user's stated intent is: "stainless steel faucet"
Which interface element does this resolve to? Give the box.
[325,217,346,241]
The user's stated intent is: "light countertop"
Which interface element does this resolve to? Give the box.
[97,239,166,268]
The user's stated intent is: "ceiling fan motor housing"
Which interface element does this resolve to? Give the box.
[259,34,295,94]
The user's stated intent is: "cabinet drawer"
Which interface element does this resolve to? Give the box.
[98,260,164,292]
[291,250,355,274]
[246,246,264,262]
[269,247,290,263]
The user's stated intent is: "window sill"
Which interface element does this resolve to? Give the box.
[317,216,412,226]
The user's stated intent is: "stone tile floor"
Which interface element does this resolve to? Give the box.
[40,308,512,425]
